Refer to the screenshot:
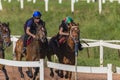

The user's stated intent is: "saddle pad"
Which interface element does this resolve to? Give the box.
[27,37,33,45]
[58,37,66,44]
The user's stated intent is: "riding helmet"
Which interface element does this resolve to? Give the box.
[33,11,42,17]
[64,17,73,24]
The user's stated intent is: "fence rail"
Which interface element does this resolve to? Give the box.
[0,58,113,80]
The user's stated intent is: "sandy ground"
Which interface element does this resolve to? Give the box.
[0,66,120,80]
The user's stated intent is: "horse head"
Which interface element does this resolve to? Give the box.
[69,24,80,43]
[35,24,47,43]
[0,22,11,47]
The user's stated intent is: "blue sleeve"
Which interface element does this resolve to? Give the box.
[26,20,33,28]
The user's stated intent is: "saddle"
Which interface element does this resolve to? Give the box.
[58,36,66,45]
[26,37,33,45]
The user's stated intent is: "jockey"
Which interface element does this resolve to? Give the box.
[22,11,46,53]
[56,16,83,51]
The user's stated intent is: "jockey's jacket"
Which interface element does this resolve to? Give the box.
[59,20,69,32]
[24,17,45,35]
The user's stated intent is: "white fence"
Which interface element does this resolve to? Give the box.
[0,58,113,80]
[0,35,117,80]
[11,35,120,67]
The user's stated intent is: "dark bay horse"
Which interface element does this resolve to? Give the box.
[0,22,11,80]
[14,24,48,80]
[47,25,80,80]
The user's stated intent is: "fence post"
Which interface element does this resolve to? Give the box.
[20,0,24,9]
[71,0,75,13]
[102,0,106,4]
[100,40,103,67]
[33,0,36,4]
[75,0,78,2]
[44,0,48,12]
[107,64,112,80]
[0,0,2,11]
[40,59,44,80]
[8,0,11,3]
[58,0,62,4]
[109,0,113,3]
[98,0,102,14]
[27,0,32,2]
[87,0,90,3]
[118,0,120,3]
[92,0,95,2]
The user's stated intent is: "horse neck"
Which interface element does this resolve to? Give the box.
[66,36,75,51]
[32,39,40,44]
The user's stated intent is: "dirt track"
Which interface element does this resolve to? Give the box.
[0,66,120,80]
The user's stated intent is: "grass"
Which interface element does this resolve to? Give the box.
[1,0,120,67]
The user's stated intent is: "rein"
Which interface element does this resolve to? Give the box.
[69,26,79,43]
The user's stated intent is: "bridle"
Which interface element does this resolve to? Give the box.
[35,24,47,43]
[69,26,80,43]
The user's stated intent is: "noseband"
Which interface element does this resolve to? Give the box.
[69,26,80,43]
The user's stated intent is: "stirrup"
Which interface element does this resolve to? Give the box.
[22,47,26,53]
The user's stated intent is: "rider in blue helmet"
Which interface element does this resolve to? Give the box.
[33,11,42,17]
[22,11,47,53]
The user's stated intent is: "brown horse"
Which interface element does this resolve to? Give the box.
[0,22,11,80]
[47,25,80,80]
[14,24,48,80]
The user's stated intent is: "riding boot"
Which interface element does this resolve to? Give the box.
[54,34,60,47]
[78,41,83,51]
[22,35,27,53]
[55,39,60,47]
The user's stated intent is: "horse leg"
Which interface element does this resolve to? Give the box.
[55,58,64,78]
[18,67,24,78]
[1,65,9,80]
[47,54,54,77]
[65,71,72,80]
[0,49,9,80]
[26,67,33,78]
[16,55,24,78]
[33,67,39,80]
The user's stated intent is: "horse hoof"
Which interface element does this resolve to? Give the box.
[65,74,68,79]
[6,77,9,80]
[50,73,54,77]
[21,74,24,78]
[33,77,35,80]
[58,74,64,78]
[55,70,59,74]
[26,71,33,78]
